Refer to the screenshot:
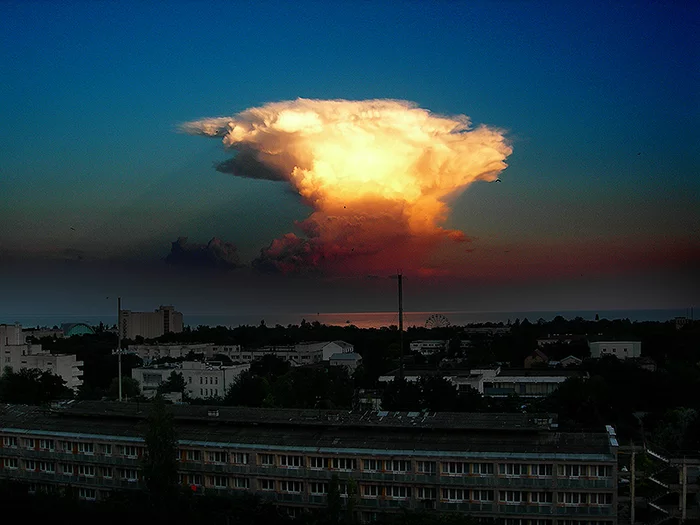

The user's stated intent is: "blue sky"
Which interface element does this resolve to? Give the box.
[0,1,698,318]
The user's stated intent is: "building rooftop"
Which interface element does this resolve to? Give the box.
[0,402,613,458]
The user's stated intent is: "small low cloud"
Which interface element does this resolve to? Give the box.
[165,237,244,270]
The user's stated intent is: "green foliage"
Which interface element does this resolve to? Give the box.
[158,371,187,395]
[0,367,73,404]
[107,376,141,399]
[142,395,179,505]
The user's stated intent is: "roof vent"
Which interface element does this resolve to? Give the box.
[207,409,219,417]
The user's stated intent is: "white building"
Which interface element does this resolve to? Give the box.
[589,341,641,359]
[379,366,583,398]
[127,343,242,363]
[119,305,183,340]
[329,352,363,373]
[218,341,354,366]
[131,361,250,399]
[1,323,84,391]
[409,340,446,355]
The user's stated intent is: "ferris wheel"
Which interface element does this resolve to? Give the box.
[425,313,451,329]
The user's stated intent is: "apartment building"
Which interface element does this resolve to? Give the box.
[1,324,84,391]
[588,341,641,360]
[0,401,618,524]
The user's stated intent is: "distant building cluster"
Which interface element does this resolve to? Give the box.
[0,323,83,391]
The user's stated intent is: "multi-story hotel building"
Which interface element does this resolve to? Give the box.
[0,401,618,524]
[119,305,183,340]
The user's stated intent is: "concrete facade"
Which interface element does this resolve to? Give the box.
[1,324,83,391]
[589,341,641,360]
[119,305,183,340]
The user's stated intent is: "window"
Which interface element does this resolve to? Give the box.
[78,465,96,477]
[280,480,303,493]
[60,441,73,452]
[101,444,112,455]
[78,488,96,501]
[500,463,525,476]
[121,445,140,458]
[4,458,18,469]
[559,464,583,477]
[500,491,524,503]
[362,485,381,498]
[589,493,613,505]
[185,449,202,461]
[232,452,249,464]
[102,467,113,478]
[594,465,611,477]
[310,482,328,495]
[331,457,355,471]
[417,461,436,474]
[119,469,139,482]
[259,479,275,491]
[442,461,466,475]
[362,459,380,471]
[279,455,303,468]
[61,463,73,476]
[416,487,436,499]
[25,460,36,471]
[3,436,18,448]
[39,439,55,451]
[530,492,553,503]
[442,488,467,502]
[232,477,249,489]
[259,454,274,466]
[563,492,583,504]
[471,463,494,475]
[387,460,411,473]
[530,464,553,476]
[208,451,228,464]
[39,462,55,473]
[387,486,410,499]
[24,438,35,449]
[212,475,228,488]
[78,442,94,455]
[473,490,494,502]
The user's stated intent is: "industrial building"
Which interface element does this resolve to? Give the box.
[0,401,618,524]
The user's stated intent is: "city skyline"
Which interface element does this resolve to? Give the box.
[1,1,698,317]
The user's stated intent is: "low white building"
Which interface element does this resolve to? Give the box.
[219,341,354,366]
[589,340,641,359]
[409,340,446,355]
[126,343,242,362]
[1,323,84,391]
[131,361,250,399]
[379,366,583,398]
[329,352,363,373]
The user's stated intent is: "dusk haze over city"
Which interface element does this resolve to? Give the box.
[1,0,698,323]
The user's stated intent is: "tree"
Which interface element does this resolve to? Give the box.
[107,376,141,399]
[142,395,179,505]
[158,371,186,396]
[382,378,421,411]
[0,367,73,404]
[420,376,459,411]
[327,474,342,525]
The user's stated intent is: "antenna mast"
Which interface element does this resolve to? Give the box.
[398,272,404,382]
[117,297,122,402]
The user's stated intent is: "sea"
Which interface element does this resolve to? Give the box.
[5,308,693,330]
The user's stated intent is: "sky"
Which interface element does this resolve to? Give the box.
[0,0,698,321]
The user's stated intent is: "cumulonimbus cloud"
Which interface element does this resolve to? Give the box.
[182,98,512,274]
[165,237,244,270]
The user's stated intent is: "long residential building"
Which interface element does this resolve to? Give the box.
[0,401,618,524]
[119,305,183,340]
